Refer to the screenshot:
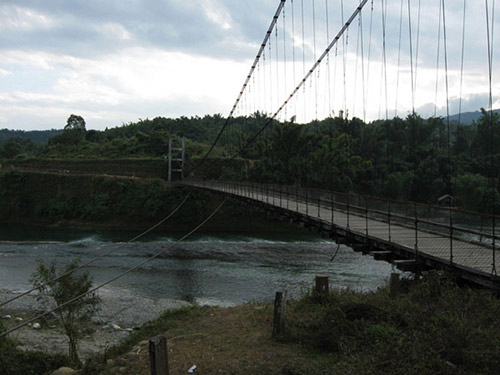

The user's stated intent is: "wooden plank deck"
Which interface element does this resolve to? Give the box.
[184,181,500,290]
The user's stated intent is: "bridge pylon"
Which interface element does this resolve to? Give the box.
[168,136,185,182]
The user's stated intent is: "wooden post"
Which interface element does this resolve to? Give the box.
[273,290,287,338]
[149,335,169,375]
[389,273,400,297]
[315,275,329,295]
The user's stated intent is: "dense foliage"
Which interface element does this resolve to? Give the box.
[246,110,500,211]
[1,110,499,211]
[285,273,500,374]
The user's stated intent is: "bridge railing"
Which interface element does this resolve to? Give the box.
[192,180,498,273]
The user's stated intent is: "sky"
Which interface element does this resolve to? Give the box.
[0,0,498,130]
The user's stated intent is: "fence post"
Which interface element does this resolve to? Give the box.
[414,202,419,261]
[318,191,321,219]
[331,191,334,224]
[296,185,299,212]
[279,185,282,208]
[306,188,309,216]
[493,213,497,275]
[286,185,289,210]
[388,200,392,242]
[365,197,369,236]
[389,273,400,297]
[449,200,454,264]
[272,291,287,338]
[346,192,350,229]
[315,275,329,295]
[149,335,169,375]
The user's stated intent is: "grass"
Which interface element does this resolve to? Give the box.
[83,304,324,375]
[79,272,500,375]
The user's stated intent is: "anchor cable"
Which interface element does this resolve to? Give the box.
[1,199,227,338]
[0,193,192,309]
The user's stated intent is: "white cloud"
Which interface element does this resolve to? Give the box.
[0,50,54,70]
[0,5,55,31]
[200,0,233,30]
[0,46,250,129]
[0,0,498,130]
[96,23,133,41]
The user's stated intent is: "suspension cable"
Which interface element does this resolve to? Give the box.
[301,0,306,121]
[312,0,318,119]
[395,0,404,117]
[414,0,422,107]
[231,0,369,159]
[283,5,288,120]
[186,0,286,175]
[292,0,297,115]
[486,0,495,114]
[381,0,389,119]
[360,4,366,122]
[0,198,227,339]
[353,12,361,118]
[486,0,497,275]
[270,36,274,117]
[458,0,467,126]
[341,0,348,116]
[408,0,415,113]
[326,0,332,117]
[366,0,374,120]
[434,1,442,117]
[276,22,280,117]
[442,0,452,205]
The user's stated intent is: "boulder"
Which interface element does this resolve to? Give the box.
[51,367,78,375]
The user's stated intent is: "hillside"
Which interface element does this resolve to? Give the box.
[0,129,62,145]
[447,108,500,125]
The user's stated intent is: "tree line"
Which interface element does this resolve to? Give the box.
[1,110,499,212]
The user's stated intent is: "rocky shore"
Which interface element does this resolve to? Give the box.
[0,287,191,359]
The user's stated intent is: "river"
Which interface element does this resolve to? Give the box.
[0,224,393,307]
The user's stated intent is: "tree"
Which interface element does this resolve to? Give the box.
[30,260,101,363]
[64,114,86,132]
[0,137,37,159]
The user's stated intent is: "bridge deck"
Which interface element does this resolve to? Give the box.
[185,181,500,290]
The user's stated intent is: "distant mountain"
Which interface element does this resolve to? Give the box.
[0,129,62,145]
[447,109,500,125]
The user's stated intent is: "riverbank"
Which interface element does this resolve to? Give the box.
[0,288,191,359]
[3,273,500,374]
[0,169,303,234]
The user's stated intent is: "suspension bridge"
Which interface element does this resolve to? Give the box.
[184,180,500,291]
[182,0,500,290]
[1,0,499,341]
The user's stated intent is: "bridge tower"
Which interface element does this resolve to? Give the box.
[168,136,185,182]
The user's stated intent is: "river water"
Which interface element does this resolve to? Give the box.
[0,225,393,307]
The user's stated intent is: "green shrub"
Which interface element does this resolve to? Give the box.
[363,324,397,344]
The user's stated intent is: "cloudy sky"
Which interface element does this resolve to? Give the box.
[0,0,498,130]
